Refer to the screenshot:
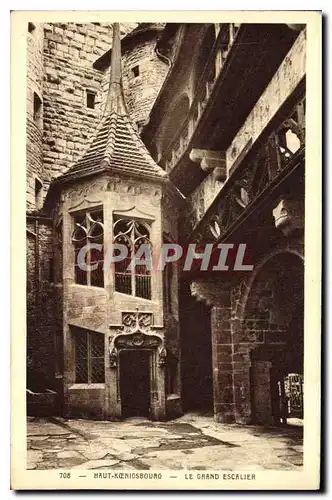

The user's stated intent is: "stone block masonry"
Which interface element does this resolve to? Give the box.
[27,219,63,391]
[26,24,44,210]
[99,30,169,130]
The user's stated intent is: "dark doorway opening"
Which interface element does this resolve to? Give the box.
[120,350,150,418]
[250,346,304,426]
[180,283,213,414]
[248,253,304,426]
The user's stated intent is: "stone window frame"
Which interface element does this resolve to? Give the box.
[34,175,43,210]
[131,64,140,78]
[86,89,97,110]
[73,327,105,384]
[71,208,104,288]
[33,91,43,129]
[113,216,152,300]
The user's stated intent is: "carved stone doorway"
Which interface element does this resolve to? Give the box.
[120,349,151,418]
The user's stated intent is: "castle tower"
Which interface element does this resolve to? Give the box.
[94,23,169,133]
[46,23,182,420]
[26,22,44,211]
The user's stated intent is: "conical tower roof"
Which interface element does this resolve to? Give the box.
[58,23,167,184]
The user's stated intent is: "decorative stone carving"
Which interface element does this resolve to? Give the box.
[122,311,153,331]
[109,346,118,368]
[113,205,155,221]
[272,199,304,236]
[158,347,167,368]
[106,178,121,192]
[109,308,166,368]
[66,179,106,210]
[190,148,226,182]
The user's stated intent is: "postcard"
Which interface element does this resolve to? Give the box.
[11,10,322,490]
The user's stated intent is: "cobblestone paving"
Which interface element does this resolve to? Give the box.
[27,413,303,471]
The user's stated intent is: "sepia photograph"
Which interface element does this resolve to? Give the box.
[10,11,322,490]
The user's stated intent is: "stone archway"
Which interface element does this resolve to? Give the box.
[242,252,304,425]
[108,309,167,420]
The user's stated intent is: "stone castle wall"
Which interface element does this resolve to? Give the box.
[27,22,168,201]
[27,219,62,391]
[26,23,44,210]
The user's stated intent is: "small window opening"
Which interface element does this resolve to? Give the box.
[131,65,139,78]
[74,328,105,384]
[86,90,96,109]
[28,22,36,34]
[35,178,43,210]
[33,92,42,123]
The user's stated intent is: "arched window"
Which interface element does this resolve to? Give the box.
[72,210,104,287]
[114,218,152,299]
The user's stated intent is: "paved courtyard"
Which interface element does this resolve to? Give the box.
[27,413,303,471]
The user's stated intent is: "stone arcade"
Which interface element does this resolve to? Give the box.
[27,22,305,424]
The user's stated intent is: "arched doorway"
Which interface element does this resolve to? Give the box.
[244,252,304,425]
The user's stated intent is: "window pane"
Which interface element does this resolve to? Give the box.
[136,274,151,299]
[113,217,152,299]
[90,333,104,383]
[75,245,87,285]
[76,357,88,383]
[75,331,88,383]
[91,357,105,383]
[115,272,132,295]
[90,239,104,287]
[115,242,132,294]
[90,261,104,288]
[90,333,104,357]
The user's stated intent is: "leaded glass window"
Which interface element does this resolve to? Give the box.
[74,329,105,384]
[113,218,151,299]
[72,210,104,287]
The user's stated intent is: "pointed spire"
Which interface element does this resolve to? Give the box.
[105,23,122,114]
[57,22,167,184]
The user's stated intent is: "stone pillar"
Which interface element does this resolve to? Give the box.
[211,301,235,423]
[190,280,235,423]
[251,360,273,425]
[232,346,252,424]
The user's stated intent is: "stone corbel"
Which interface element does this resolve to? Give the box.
[190,279,229,307]
[189,148,226,182]
[272,198,304,236]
